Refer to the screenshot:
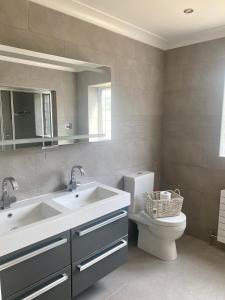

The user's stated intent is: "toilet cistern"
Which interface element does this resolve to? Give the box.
[68,165,85,191]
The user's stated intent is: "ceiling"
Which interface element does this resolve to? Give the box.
[31,0,225,49]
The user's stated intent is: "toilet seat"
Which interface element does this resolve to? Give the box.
[139,211,186,227]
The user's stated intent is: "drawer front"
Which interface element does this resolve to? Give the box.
[6,266,71,300]
[71,209,128,262]
[72,238,128,297]
[0,231,70,299]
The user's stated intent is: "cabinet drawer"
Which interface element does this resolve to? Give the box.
[0,231,70,299]
[72,238,128,297]
[71,209,128,262]
[5,266,71,300]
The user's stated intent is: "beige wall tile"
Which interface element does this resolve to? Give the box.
[163,38,225,241]
[0,22,65,56]
[0,0,28,29]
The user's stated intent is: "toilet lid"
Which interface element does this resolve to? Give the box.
[140,211,186,227]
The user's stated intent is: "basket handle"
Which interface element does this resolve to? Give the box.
[174,188,181,195]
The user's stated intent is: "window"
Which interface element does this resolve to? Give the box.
[88,83,111,142]
[220,87,225,156]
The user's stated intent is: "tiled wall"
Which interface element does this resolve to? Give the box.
[0,0,164,200]
[2,0,223,242]
[162,39,225,240]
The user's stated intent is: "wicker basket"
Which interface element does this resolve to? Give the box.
[144,189,183,219]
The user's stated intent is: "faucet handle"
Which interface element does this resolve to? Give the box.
[1,177,18,209]
[12,181,19,191]
[79,166,85,176]
[3,177,19,191]
[69,165,85,191]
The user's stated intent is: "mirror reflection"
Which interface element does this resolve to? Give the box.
[0,59,111,150]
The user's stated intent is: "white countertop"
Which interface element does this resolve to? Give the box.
[0,182,130,257]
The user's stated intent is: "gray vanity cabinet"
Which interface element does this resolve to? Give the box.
[0,208,128,299]
[71,209,128,262]
[72,238,128,297]
[5,266,71,300]
[0,231,70,299]
[71,209,128,297]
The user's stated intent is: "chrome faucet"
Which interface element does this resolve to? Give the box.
[0,177,19,209]
[68,165,85,191]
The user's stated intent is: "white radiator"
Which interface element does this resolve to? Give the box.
[217,190,225,243]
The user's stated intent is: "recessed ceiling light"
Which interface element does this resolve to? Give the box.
[184,8,194,14]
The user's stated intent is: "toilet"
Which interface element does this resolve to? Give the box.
[124,171,186,261]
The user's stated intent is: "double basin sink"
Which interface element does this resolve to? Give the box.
[0,182,130,256]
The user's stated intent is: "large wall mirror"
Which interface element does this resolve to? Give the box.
[0,45,111,150]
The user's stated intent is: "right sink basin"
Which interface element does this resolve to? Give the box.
[52,185,118,210]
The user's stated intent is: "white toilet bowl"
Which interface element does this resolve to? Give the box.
[130,211,186,261]
[124,171,186,261]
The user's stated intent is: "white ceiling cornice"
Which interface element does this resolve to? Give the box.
[30,0,168,50]
[167,25,225,50]
[30,0,225,50]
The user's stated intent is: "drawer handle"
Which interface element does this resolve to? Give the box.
[77,239,127,272]
[22,273,68,300]
[0,238,68,271]
[76,210,127,236]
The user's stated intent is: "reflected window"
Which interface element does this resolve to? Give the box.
[220,84,225,156]
[88,82,111,142]
[42,93,53,137]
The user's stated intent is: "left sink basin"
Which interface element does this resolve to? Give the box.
[0,202,60,235]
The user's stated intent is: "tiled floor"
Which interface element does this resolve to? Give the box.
[76,235,225,300]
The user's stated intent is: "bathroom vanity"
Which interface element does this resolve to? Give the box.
[0,182,130,299]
